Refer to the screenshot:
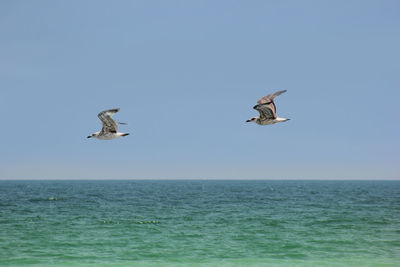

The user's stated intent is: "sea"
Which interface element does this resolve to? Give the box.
[0,180,399,266]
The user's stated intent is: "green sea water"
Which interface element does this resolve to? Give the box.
[0,180,399,266]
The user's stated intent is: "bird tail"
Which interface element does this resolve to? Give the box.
[276,117,290,122]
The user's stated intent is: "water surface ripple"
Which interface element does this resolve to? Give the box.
[0,180,399,266]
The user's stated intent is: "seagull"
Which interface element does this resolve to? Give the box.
[87,108,129,140]
[246,90,290,125]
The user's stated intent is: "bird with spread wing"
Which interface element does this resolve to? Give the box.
[87,108,129,140]
[246,90,290,125]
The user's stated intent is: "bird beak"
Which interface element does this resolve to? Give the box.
[246,120,251,122]
[87,136,92,138]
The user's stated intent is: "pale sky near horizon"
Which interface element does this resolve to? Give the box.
[0,0,399,180]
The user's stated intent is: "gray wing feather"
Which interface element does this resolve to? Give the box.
[98,108,119,133]
[254,104,276,120]
[257,90,287,104]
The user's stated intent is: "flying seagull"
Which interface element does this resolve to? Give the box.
[87,108,129,140]
[246,90,290,125]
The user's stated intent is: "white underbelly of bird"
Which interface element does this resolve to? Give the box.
[257,117,289,125]
[96,132,129,140]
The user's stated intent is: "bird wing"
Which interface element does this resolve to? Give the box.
[257,90,287,104]
[98,108,119,133]
[253,103,276,120]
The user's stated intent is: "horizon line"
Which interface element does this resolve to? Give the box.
[0,178,399,181]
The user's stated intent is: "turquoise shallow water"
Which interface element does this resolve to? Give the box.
[0,180,399,266]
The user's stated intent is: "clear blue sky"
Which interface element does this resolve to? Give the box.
[1,0,399,179]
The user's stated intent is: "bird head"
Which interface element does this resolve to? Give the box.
[87,132,100,138]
